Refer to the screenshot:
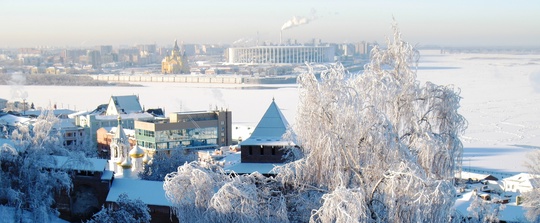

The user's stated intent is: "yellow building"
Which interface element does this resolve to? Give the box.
[161,40,190,74]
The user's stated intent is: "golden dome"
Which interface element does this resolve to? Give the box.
[120,158,132,169]
[129,145,145,158]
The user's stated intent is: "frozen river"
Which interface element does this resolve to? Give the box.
[2,50,540,174]
[2,82,300,127]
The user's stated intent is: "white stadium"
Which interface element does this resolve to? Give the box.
[226,45,335,64]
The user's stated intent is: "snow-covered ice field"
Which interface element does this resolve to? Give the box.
[417,50,540,175]
[2,50,540,175]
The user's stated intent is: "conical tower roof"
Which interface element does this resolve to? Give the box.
[250,98,289,138]
[173,39,180,52]
[113,116,129,143]
[240,98,294,146]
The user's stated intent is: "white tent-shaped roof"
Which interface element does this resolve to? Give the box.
[240,99,294,146]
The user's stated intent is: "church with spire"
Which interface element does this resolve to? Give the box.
[161,40,190,74]
[109,116,146,178]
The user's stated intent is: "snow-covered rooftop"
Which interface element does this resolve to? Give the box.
[103,126,136,137]
[457,171,498,181]
[240,99,293,146]
[226,162,283,175]
[218,151,282,175]
[52,156,108,172]
[106,178,173,207]
[502,173,540,183]
[94,113,154,120]
[106,95,143,115]
[68,110,91,119]
[22,109,76,117]
[56,118,78,129]
[0,113,30,126]
[101,170,114,181]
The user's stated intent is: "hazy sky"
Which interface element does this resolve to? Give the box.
[1,0,539,48]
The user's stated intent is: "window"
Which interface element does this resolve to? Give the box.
[260,147,264,155]
[249,147,253,155]
[272,147,276,155]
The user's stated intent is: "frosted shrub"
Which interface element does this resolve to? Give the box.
[164,163,288,223]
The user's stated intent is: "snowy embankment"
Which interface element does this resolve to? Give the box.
[417,50,540,174]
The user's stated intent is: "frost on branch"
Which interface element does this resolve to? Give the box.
[87,193,151,223]
[0,108,78,222]
[138,149,196,181]
[163,162,288,223]
[466,195,505,223]
[277,23,466,222]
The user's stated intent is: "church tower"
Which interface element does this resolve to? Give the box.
[109,116,131,173]
[161,39,190,74]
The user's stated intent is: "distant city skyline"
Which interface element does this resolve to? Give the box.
[1,0,539,48]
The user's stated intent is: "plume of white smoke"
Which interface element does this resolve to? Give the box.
[281,16,311,31]
[281,9,318,31]
[232,37,256,46]
[9,73,28,101]
[211,88,226,105]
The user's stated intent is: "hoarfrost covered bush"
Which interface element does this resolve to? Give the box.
[0,108,87,222]
[466,195,505,223]
[138,149,196,181]
[278,23,466,222]
[164,24,466,223]
[86,193,151,223]
[164,162,287,223]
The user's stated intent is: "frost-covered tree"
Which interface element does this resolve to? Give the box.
[86,193,151,223]
[163,162,288,223]
[0,108,81,222]
[523,150,540,222]
[138,149,196,181]
[66,129,98,158]
[466,195,505,223]
[276,23,466,222]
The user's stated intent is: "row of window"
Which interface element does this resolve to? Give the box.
[247,146,277,156]
[136,129,154,137]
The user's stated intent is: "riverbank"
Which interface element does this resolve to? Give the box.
[87,74,298,85]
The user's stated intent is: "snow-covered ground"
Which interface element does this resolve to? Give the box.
[416,50,540,174]
[1,50,540,175]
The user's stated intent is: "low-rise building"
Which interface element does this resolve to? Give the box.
[75,113,155,149]
[501,173,540,193]
[134,109,232,151]
[106,178,177,223]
